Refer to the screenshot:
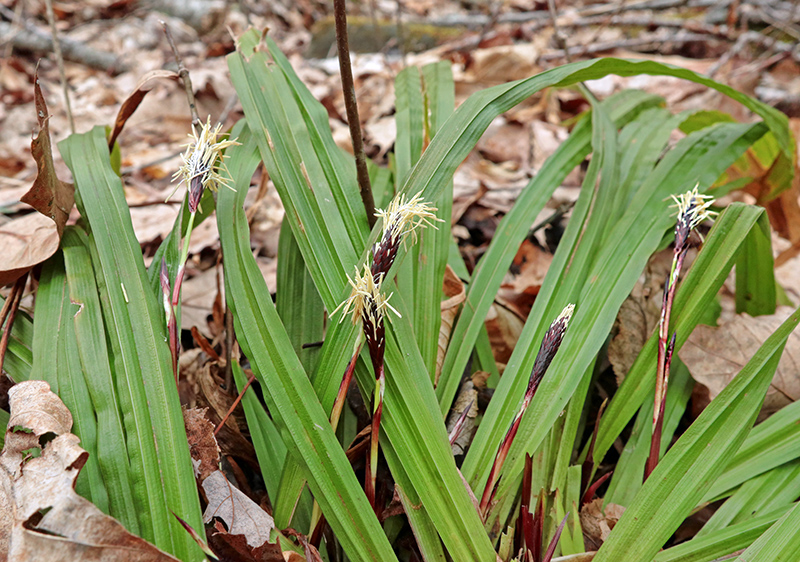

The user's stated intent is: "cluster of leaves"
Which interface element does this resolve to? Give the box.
[2,27,800,562]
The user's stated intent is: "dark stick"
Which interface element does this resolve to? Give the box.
[161,21,201,128]
[332,0,377,228]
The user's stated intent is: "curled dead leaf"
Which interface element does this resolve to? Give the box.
[19,70,74,239]
[580,498,625,552]
[0,381,180,561]
[183,407,220,482]
[445,379,478,456]
[0,213,60,288]
[679,306,800,419]
[107,69,180,150]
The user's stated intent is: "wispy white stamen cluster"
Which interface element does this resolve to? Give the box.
[172,117,239,197]
[334,191,441,326]
[374,191,441,249]
[670,185,717,232]
[333,265,400,325]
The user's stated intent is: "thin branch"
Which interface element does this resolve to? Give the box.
[43,0,75,133]
[333,0,377,228]
[161,21,201,128]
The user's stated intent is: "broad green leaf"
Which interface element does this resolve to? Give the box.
[33,253,107,511]
[593,306,800,561]
[654,505,790,562]
[0,296,32,382]
[63,226,139,531]
[60,128,203,561]
[216,122,398,562]
[595,206,775,477]
[736,501,800,561]
[735,212,776,316]
[698,460,800,538]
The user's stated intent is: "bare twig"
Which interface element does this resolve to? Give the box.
[215,369,256,437]
[162,21,201,128]
[333,0,377,228]
[43,0,75,134]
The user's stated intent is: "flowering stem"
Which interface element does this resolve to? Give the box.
[479,304,574,519]
[645,186,716,480]
[366,362,385,516]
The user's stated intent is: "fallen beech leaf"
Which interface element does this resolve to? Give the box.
[0,381,179,561]
[108,69,180,149]
[19,69,74,240]
[436,265,466,385]
[0,213,59,289]
[679,306,800,418]
[580,498,625,552]
[202,470,277,549]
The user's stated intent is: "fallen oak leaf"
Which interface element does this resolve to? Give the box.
[0,381,180,562]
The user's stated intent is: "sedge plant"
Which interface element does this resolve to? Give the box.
[644,186,717,480]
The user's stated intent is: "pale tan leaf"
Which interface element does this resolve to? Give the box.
[678,306,800,418]
[202,470,276,549]
[435,265,466,385]
[0,381,179,562]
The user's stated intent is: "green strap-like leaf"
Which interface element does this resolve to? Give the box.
[593,306,800,561]
[60,128,203,561]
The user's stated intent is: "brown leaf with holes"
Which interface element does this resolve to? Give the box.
[202,470,278,550]
[20,70,74,238]
[580,499,625,552]
[679,306,800,419]
[183,407,220,482]
[108,69,180,149]
[0,381,179,562]
[436,265,466,385]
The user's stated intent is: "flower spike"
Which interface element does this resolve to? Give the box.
[172,116,239,212]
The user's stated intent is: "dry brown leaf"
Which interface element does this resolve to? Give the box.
[202,470,277,549]
[435,265,466,385]
[679,306,800,418]
[608,249,673,384]
[0,213,60,288]
[445,379,478,456]
[183,407,220,482]
[19,70,74,239]
[580,498,625,552]
[0,380,179,562]
[107,69,180,149]
[485,303,524,366]
[497,240,553,319]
